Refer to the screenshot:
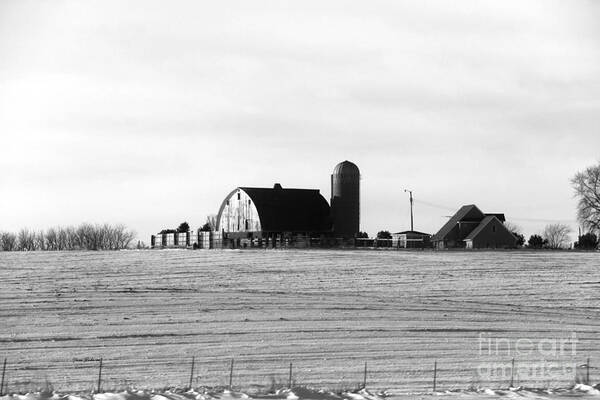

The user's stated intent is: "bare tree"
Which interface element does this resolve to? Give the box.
[1,223,136,251]
[542,223,573,249]
[100,223,113,249]
[0,232,17,251]
[206,215,217,231]
[572,163,600,234]
[504,222,525,247]
[45,227,58,250]
[113,224,136,249]
[35,230,46,251]
[504,222,521,235]
[58,227,70,250]
[17,229,36,251]
[64,226,77,250]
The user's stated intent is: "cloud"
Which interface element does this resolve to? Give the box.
[1,0,599,241]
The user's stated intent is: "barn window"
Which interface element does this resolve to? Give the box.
[237,193,241,200]
[492,225,496,233]
[245,219,249,230]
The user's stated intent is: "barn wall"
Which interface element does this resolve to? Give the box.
[217,189,262,233]
[471,219,517,249]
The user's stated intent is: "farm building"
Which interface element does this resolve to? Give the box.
[151,230,198,248]
[431,204,517,249]
[151,161,361,249]
[152,230,218,249]
[216,161,361,248]
[216,184,332,247]
[392,230,432,248]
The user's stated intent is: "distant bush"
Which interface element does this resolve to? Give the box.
[376,230,392,239]
[513,233,525,247]
[575,232,598,250]
[356,231,369,238]
[0,223,136,251]
[527,234,546,249]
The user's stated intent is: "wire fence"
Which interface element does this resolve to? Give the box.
[0,355,596,395]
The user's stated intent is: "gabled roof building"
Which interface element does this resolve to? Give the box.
[432,204,517,249]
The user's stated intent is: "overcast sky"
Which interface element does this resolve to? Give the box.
[1,0,599,243]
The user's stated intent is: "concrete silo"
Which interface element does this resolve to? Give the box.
[331,160,360,238]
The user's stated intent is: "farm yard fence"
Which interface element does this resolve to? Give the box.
[0,355,595,395]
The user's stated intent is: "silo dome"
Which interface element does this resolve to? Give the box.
[331,160,360,238]
[332,160,360,176]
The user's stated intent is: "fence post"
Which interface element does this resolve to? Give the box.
[288,362,293,389]
[1,358,6,396]
[229,358,234,390]
[432,361,437,392]
[363,361,367,390]
[189,356,195,389]
[586,357,590,385]
[510,358,515,387]
[97,358,103,393]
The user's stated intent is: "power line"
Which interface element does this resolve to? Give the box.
[412,198,576,224]
[413,198,455,211]
[509,216,576,224]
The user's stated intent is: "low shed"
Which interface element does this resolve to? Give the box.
[392,230,432,248]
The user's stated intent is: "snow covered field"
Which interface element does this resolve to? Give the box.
[2,385,600,400]
[0,250,599,398]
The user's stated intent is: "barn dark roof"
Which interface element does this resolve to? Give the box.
[431,204,485,241]
[394,230,431,236]
[240,185,331,232]
[464,216,497,241]
[485,213,506,222]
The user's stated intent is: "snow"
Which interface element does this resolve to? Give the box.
[0,250,598,396]
[1,386,600,400]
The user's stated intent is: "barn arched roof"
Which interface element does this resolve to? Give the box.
[216,184,331,233]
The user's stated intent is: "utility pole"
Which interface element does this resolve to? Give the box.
[288,362,293,389]
[97,358,103,394]
[586,357,590,385]
[229,358,234,390]
[1,358,7,396]
[510,358,515,387]
[404,189,414,231]
[363,361,367,389]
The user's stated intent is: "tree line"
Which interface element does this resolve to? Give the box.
[514,223,593,250]
[0,223,136,251]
